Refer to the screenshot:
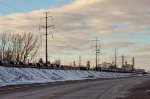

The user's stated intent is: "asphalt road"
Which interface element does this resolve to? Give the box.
[0,77,149,99]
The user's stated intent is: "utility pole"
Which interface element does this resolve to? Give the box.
[92,37,101,68]
[114,48,117,68]
[39,12,54,66]
[73,61,76,67]
[79,56,81,67]
[97,49,100,66]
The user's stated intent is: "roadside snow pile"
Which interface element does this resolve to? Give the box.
[0,66,135,86]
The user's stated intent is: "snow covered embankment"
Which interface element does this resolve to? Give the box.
[0,66,134,86]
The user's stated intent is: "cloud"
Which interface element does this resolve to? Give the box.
[133,45,150,54]
[132,54,150,71]
[102,41,135,48]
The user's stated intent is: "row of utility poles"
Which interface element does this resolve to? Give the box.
[38,12,132,69]
[38,12,102,67]
[91,38,118,68]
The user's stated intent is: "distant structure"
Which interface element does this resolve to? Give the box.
[110,48,118,69]
[87,61,90,69]
[121,55,125,67]
[73,61,76,67]
[132,57,135,70]
[114,48,117,68]
[100,62,113,68]
[79,56,81,67]
[122,57,135,71]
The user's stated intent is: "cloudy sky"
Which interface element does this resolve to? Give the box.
[0,0,150,70]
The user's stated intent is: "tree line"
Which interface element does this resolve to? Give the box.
[0,32,41,63]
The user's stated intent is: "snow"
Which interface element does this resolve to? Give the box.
[0,66,142,87]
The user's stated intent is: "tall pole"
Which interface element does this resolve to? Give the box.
[122,55,125,67]
[132,57,134,71]
[73,61,76,67]
[96,38,97,68]
[45,12,48,65]
[39,12,54,66]
[97,49,100,66]
[92,37,101,68]
[115,48,117,68]
[79,56,81,67]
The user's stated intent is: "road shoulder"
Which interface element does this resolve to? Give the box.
[117,79,150,99]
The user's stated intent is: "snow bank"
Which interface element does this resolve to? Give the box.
[0,66,135,86]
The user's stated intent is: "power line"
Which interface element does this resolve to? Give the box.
[0,2,26,13]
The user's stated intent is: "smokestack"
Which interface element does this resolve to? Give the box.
[122,55,125,67]
[79,56,81,67]
[87,61,90,69]
[132,57,134,70]
[125,60,127,65]
[73,61,76,67]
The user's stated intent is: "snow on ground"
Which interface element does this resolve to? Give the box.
[0,66,140,87]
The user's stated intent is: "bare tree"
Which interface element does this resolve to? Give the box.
[54,59,61,65]
[0,32,42,64]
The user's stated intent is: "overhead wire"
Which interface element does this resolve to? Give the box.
[0,1,26,13]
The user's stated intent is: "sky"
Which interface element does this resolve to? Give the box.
[0,0,150,70]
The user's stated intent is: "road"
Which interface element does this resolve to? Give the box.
[0,77,149,99]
